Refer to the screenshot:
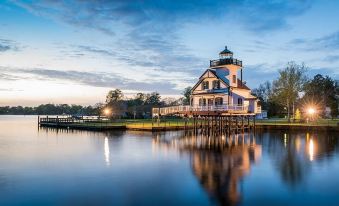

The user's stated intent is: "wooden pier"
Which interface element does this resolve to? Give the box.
[38,113,256,134]
[186,114,255,136]
[152,105,257,135]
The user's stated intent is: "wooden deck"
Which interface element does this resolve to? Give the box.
[152,105,259,117]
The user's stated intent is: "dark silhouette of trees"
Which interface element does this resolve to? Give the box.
[252,62,338,118]
[181,86,192,105]
[302,74,338,118]
[0,104,100,115]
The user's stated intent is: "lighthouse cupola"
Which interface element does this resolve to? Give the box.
[219,46,233,59]
[210,46,242,68]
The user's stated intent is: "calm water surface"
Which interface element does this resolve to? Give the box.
[0,116,338,206]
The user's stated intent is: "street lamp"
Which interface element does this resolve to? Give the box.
[104,108,111,116]
[102,108,111,127]
[307,108,315,115]
[307,107,316,122]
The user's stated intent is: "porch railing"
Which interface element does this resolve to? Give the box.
[153,104,251,116]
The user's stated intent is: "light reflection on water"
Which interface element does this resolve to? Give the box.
[0,116,339,206]
[104,137,110,166]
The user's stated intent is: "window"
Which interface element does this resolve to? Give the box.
[199,98,206,106]
[232,75,236,84]
[215,97,223,106]
[202,81,209,90]
[212,80,220,89]
[238,98,243,105]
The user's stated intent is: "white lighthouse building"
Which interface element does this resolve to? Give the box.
[152,46,260,117]
[190,46,260,114]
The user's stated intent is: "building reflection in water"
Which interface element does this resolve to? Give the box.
[104,137,110,166]
[153,131,261,206]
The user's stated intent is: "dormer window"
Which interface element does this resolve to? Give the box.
[202,81,209,90]
[212,80,220,89]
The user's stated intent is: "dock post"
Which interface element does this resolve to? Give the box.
[242,115,244,133]
[254,116,256,133]
[38,115,40,125]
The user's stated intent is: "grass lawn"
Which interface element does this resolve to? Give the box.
[256,118,339,126]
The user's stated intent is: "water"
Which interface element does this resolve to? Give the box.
[0,116,338,206]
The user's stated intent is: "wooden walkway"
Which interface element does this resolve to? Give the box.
[152,105,259,117]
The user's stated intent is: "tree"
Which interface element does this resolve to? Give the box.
[303,74,338,118]
[106,89,124,104]
[145,92,161,105]
[181,86,192,105]
[252,81,272,110]
[134,93,145,106]
[271,62,307,122]
[105,89,126,118]
[295,108,301,121]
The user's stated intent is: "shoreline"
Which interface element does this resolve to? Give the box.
[39,121,339,132]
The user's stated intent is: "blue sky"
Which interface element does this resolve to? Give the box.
[0,0,338,106]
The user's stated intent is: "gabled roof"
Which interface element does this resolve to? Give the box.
[215,69,230,85]
[237,79,250,90]
[232,88,257,100]
[191,69,251,93]
[192,69,229,92]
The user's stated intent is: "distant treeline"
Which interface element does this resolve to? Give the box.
[0,88,191,117]
[0,104,100,115]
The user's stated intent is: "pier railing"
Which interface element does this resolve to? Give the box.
[39,116,104,124]
[153,104,250,116]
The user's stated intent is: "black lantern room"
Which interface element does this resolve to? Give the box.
[219,46,233,59]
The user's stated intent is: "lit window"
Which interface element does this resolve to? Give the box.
[215,97,223,105]
[238,98,243,105]
[202,81,209,90]
[212,80,220,89]
[233,75,236,84]
[199,98,207,106]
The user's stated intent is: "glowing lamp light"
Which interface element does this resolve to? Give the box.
[103,108,110,116]
[307,108,315,115]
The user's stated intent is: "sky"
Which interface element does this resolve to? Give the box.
[0,0,339,106]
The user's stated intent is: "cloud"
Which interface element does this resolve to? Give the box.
[0,38,19,52]
[316,31,339,50]
[323,55,339,63]
[243,63,279,88]
[0,88,23,92]
[72,42,206,75]
[0,72,22,80]
[13,0,313,34]
[289,30,339,51]
[76,45,116,56]
[12,0,313,76]
[0,67,180,94]
[7,1,315,94]
[231,0,313,31]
